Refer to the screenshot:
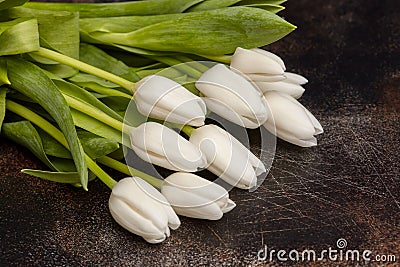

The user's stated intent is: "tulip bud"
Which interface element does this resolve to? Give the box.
[109,177,180,243]
[196,64,269,129]
[161,172,236,220]
[263,92,323,147]
[129,122,206,172]
[230,47,286,82]
[134,75,206,126]
[254,72,308,99]
[189,125,266,189]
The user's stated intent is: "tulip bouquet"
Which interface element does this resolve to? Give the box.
[0,0,323,243]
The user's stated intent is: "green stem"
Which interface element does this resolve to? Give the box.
[63,94,128,133]
[74,82,132,99]
[6,99,117,189]
[181,125,195,136]
[174,55,210,73]
[97,156,163,189]
[152,56,203,79]
[31,47,135,93]
[200,54,232,64]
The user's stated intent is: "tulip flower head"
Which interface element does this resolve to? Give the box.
[230,47,286,82]
[129,122,207,172]
[263,91,323,147]
[254,71,308,99]
[109,177,180,243]
[196,64,270,129]
[134,75,206,126]
[189,124,266,189]
[161,172,236,220]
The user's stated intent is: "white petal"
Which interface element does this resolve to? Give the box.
[196,64,269,128]
[134,75,206,126]
[190,125,260,189]
[230,47,285,75]
[284,72,308,85]
[132,177,181,230]
[164,172,230,206]
[109,198,167,243]
[264,92,318,140]
[255,81,305,99]
[251,48,286,71]
[130,122,206,171]
[246,73,286,82]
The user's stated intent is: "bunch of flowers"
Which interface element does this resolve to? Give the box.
[0,0,322,243]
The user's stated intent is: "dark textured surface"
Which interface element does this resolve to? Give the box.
[1,0,400,266]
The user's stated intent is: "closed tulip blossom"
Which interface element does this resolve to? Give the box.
[161,172,236,220]
[134,75,206,126]
[129,122,206,172]
[263,91,323,147]
[189,125,266,189]
[230,47,286,82]
[109,177,180,244]
[196,64,269,128]
[253,72,308,99]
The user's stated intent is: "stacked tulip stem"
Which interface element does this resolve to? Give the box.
[0,0,323,243]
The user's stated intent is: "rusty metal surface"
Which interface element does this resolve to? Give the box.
[1,0,399,266]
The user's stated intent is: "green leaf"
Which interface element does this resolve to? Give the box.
[7,58,88,189]
[22,169,82,184]
[24,0,204,18]
[238,4,284,13]
[187,0,241,12]
[0,58,10,85]
[2,121,59,171]
[70,109,123,145]
[52,78,125,122]
[0,87,6,131]
[89,7,296,55]
[0,18,39,56]
[69,73,118,88]
[79,43,140,82]
[77,130,119,159]
[7,7,80,59]
[0,0,27,11]
[36,127,72,159]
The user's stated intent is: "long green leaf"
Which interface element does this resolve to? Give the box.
[0,87,6,131]
[71,109,123,145]
[7,7,79,59]
[79,43,140,82]
[0,58,10,85]
[0,18,39,56]
[24,0,205,17]
[0,0,27,11]
[89,7,296,55]
[36,127,72,159]
[22,169,81,184]
[7,58,88,189]
[2,121,59,171]
[53,78,125,122]
[187,0,241,12]
[77,130,119,159]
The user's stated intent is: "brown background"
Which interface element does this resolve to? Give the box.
[1,0,399,266]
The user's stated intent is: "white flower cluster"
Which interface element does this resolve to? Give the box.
[109,47,323,243]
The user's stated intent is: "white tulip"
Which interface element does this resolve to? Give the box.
[263,92,323,147]
[134,75,206,126]
[254,72,309,99]
[196,64,269,129]
[109,177,180,244]
[161,172,236,220]
[129,122,206,172]
[189,125,266,189]
[230,47,286,82]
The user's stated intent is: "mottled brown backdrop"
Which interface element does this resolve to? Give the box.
[1,0,399,266]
